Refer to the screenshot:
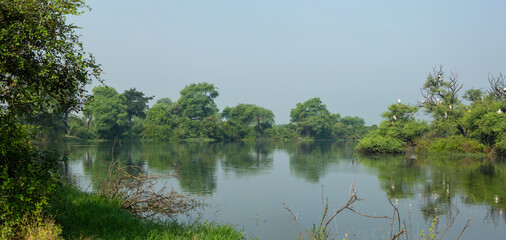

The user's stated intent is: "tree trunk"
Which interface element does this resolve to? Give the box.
[63,112,70,134]
[256,116,264,135]
[456,125,467,137]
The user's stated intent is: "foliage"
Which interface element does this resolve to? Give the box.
[415,135,486,153]
[331,116,368,140]
[176,82,219,120]
[355,103,427,154]
[462,99,506,145]
[50,184,245,240]
[355,134,404,154]
[142,104,176,141]
[68,115,94,139]
[222,103,275,136]
[290,98,338,139]
[0,117,61,238]
[85,86,128,139]
[122,88,153,126]
[0,0,101,117]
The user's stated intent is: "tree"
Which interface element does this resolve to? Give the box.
[463,89,484,102]
[154,98,174,108]
[0,0,101,117]
[332,116,368,140]
[355,102,428,154]
[0,1,100,235]
[290,98,337,139]
[122,88,153,126]
[85,86,128,139]
[142,103,176,141]
[488,73,505,100]
[176,82,219,120]
[420,66,467,137]
[222,104,275,135]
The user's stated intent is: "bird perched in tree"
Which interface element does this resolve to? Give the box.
[498,109,503,114]
[397,98,401,104]
[393,115,397,121]
[438,74,442,82]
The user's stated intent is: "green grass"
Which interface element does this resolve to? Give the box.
[50,184,247,240]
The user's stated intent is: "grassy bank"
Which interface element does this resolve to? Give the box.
[49,184,246,240]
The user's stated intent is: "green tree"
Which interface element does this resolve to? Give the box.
[85,86,128,139]
[0,0,100,235]
[142,103,176,141]
[176,82,219,120]
[154,98,174,108]
[463,89,484,103]
[332,116,368,140]
[356,102,428,154]
[420,66,467,137]
[290,97,337,139]
[222,104,275,135]
[0,0,101,117]
[122,88,153,126]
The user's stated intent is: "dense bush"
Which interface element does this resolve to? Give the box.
[0,118,62,237]
[355,135,404,154]
[415,135,486,153]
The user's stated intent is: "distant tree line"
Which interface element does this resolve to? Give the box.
[56,83,373,142]
[355,66,506,154]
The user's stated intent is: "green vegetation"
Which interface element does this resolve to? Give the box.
[50,184,245,240]
[0,1,248,238]
[64,85,370,142]
[1,0,101,237]
[356,66,506,155]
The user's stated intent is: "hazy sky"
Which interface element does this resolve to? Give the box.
[71,0,506,124]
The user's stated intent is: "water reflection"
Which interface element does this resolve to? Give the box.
[357,154,506,224]
[63,141,506,237]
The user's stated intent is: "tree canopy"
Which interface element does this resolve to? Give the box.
[177,83,219,120]
[0,0,101,117]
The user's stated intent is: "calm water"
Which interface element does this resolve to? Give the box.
[59,142,506,239]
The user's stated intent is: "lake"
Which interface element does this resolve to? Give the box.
[59,141,506,239]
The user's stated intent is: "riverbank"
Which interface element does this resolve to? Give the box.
[49,184,247,240]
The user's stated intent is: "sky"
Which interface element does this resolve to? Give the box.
[70,0,506,125]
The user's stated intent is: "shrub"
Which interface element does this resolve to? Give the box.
[495,136,506,154]
[0,117,62,238]
[355,135,404,154]
[416,135,485,153]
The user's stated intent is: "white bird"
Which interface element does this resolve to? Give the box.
[444,112,448,119]
[397,98,401,104]
[449,105,452,110]
[498,109,503,114]
[438,74,442,82]
[393,115,397,121]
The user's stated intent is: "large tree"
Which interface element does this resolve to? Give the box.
[176,82,219,120]
[290,97,337,139]
[122,88,153,126]
[0,1,101,234]
[420,66,467,137]
[0,0,101,117]
[85,86,128,139]
[222,104,274,135]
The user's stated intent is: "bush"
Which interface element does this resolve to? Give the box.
[355,135,404,154]
[495,136,506,154]
[0,117,62,238]
[416,135,486,153]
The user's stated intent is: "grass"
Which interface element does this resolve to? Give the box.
[49,184,247,240]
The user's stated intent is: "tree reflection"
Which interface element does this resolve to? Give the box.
[358,153,506,222]
[285,141,352,183]
[219,142,274,176]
